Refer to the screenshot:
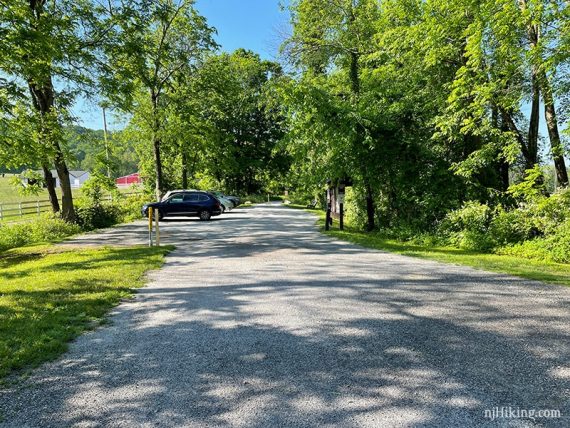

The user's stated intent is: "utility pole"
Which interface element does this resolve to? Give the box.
[102,106,111,178]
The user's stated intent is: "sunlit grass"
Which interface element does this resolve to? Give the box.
[0,244,172,381]
[287,204,570,287]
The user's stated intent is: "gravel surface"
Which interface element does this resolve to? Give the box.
[1,203,569,427]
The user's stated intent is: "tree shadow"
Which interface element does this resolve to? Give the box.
[2,204,569,426]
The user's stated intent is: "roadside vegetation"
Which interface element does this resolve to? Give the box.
[287,203,570,287]
[0,245,171,381]
[1,1,570,287]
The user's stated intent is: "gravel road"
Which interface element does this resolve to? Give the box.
[1,203,569,427]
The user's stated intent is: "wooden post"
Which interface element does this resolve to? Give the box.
[148,207,153,247]
[36,200,40,215]
[325,188,331,231]
[0,204,3,221]
[18,202,22,217]
[155,211,160,246]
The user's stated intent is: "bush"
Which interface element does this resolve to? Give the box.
[117,193,154,222]
[488,207,534,246]
[0,214,81,252]
[75,201,121,231]
[438,201,495,251]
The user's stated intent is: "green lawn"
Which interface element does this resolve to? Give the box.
[0,244,172,381]
[288,204,570,287]
[0,174,64,204]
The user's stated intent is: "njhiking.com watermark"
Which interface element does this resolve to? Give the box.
[484,407,562,422]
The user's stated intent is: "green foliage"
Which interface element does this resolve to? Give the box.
[0,214,81,252]
[9,170,43,196]
[74,201,121,231]
[80,173,119,206]
[508,165,547,201]
[118,193,154,223]
[183,50,290,195]
[439,201,495,251]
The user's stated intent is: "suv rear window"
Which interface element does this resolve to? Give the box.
[183,193,200,202]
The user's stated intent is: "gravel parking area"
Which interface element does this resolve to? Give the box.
[1,203,569,427]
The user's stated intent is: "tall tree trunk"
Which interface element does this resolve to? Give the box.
[349,48,375,230]
[42,163,60,213]
[151,91,163,201]
[26,0,74,221]
[181,149,188,189]
[525,10,540,170]
[53,150,75,221]
[500,108,534,168]
[28,80,75,222]
[540,74,569,187]
[527,74,540,169]
[519,0,568,187]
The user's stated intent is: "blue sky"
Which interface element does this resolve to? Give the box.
[74,0,290,130]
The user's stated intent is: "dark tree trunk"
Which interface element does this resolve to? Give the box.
[28,80,75,222]
[151,91,164,201]
[365,181,375,232]
[499,161,510,191]
[25,0,75,221]
[153,136,163,200]
[526,15,540,170]
[348,45,375,230]
[500,109,535,169]
[42,164,60,213]
[53,151,75,221]
[519,0,568,187]
[181,149,188,189]
[540,74,569,187]
[527,73,540,169]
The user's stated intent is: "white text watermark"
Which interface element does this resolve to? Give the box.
[484,407,561,422]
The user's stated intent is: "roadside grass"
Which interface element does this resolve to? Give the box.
[0,244,173,381]
[287,204,570,287]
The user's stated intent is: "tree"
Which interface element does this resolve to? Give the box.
[0,0,104,220]
[184,50,290,194]
[284,0,380,230]
[102,0,216,200]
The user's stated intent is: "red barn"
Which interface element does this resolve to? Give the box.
[116,173,142,186]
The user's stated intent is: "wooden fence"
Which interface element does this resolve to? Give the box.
[0,200,53,221]
[0,193,142,222]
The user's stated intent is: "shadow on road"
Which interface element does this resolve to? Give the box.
[3,203,569,427]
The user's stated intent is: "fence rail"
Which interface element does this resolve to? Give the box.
[0,192,142,222]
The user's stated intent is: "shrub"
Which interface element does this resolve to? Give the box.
[0,214,81,252]
[544,220,570,263]
[75,201,121,231]
[29,214,82,242]
[488,207,534,246]
[117,193,154,222]
[438,201,495,250]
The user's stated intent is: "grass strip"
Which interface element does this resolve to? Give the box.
[287,204,570,287]
[0,244,172,381]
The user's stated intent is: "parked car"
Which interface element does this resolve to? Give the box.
[161,189,197,201]
[209,190,240,207]
[162,189,233,212]
[142,191,222,221]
